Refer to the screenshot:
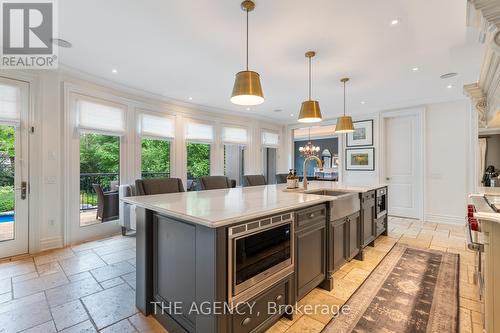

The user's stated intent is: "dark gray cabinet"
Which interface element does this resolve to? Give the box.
[360,191,376,247]
[231,275,293,333]
[295,204,327,300]
[347,211,361,260]
[329,211,361,273]
[330,217,347,272]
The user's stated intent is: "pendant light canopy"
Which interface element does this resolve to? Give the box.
[231,0,264,106]
[298,51,322,123]
[335,77,355,133]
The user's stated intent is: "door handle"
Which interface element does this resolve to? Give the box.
[386,177,391,181]
[15,181,27,200]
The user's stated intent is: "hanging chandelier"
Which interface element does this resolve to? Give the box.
[299,128,321,157]
[230,0,264,106]
[298,51,322,123]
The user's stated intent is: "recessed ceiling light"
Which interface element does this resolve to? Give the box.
[440,72,458,79]
[447,84,453,89]
[390,19,399,25]
[51,38,72,48]
[360,101,366,105]
[111,69,118,74]
[290,114,295,117]
[412,67,419,71]
[188,97,193,100]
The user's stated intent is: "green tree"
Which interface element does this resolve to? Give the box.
[141,139,170,177]
[187,143,210,179]
[79,133,120,173]
[0,125,15,187]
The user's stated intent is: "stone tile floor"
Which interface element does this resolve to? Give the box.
[0,216,483,332]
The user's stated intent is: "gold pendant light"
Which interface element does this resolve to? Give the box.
[231,0,264,106]
[298,51,322,123]
[334,77,354,133]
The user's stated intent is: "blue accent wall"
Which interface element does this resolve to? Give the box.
[294,138,338,177]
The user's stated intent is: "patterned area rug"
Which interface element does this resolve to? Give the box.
[324,244,459,333]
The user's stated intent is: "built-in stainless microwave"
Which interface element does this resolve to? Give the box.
[376,188,387,218]
[228,213,294,303]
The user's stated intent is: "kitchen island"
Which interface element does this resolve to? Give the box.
[469,187,500,333]
[123,181,387,333]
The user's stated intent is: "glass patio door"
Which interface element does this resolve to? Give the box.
[0,78,29,258]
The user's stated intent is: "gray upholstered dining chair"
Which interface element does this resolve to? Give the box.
[276,173,289,184]
[243,175,267,187]
[135,177,185,195]
[199,176,235,190]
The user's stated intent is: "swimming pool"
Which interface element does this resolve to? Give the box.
[0,214,14,223]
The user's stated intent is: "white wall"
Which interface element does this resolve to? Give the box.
[424,100,469,224]
[0,68,288,253]
[287,100,471,225]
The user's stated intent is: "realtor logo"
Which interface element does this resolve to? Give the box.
[1,0,58,69]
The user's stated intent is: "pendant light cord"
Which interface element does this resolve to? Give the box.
[308,56,312,100]
[246,9,249,71]
[343,80,346,116]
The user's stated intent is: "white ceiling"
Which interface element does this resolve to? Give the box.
[58,0,484,123]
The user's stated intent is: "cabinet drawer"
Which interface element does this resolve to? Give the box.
[295,204,327,230]
[231,281,287,333]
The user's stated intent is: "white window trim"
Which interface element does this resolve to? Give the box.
[64,87,127,244]
[135,109,175,179]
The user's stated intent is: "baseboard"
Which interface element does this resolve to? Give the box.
[424,214,464,225]
[39,236,64,252]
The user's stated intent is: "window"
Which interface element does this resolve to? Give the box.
[261,130,279,184]
[76,98,125,226]
[139,113,173,179]
[222,126,247,186]
[141,139,170,179]
[186,121,213,190]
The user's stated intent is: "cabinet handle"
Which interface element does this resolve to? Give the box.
[241,317,251,327]
[276,294,283,302]
[309,213,315,218]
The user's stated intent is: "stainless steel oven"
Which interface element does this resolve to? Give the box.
[228,213,294,303]
[376,187,387,219]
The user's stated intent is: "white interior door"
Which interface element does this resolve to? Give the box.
[0,77,29,258]
[384,113,422,219]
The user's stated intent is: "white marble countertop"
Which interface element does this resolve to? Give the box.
[470,187,500,224]
[122,181,387,228]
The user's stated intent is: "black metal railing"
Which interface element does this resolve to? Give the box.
[80,171,169,211]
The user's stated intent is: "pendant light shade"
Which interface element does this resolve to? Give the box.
[231,71,264,105]
[335,77,354,133]
[231,0,264,106]
[299,100,322,123]
[298,51,322,123]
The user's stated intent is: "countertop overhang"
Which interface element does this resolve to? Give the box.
[122,181,386,228]
[470,187,500,224]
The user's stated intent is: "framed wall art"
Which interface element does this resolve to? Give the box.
[345,147,375,171]
[346,120,373,147]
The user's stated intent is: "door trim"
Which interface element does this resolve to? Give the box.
[379,107,425,220]
[0,72,40,256]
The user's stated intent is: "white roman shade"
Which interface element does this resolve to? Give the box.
[222,126,248,145]
[77,99,126,135]
[140,113,174,140]
[262,131,280,147]
[0,84,20,126]
[185,122,214,143]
